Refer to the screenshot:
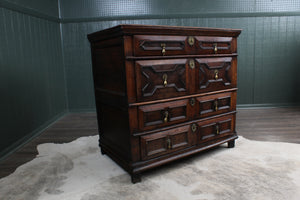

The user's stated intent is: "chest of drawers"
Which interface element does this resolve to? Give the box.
[88,24,241,183]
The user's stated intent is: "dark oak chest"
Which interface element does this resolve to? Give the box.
[88,24,241,183]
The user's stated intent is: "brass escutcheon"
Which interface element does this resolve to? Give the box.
[190,98,195,106]
[191,123,197,132]
[188,36,195,46]
[189,59,195,69]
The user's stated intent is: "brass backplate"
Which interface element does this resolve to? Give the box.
[191,123,197,132]
[189,59,195,69]
[188,36,195,46]
[190,98,195,106]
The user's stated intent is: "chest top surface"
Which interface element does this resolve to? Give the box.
[88,24,242,42]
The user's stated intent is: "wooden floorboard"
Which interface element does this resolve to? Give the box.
[1,108,300,178]
[236,107,300,143]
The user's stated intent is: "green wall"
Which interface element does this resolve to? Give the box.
[59,0,300,110]
[0,1,66,157]
[0,0,59,20]
[1,0,300,158]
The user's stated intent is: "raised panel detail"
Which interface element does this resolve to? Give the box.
[141,64,186,95]
[134,35,235,56]
[195,36,233,54]
[139,40,185,51]
[196,57,233,92]
[140,125,194,160]
[196,91,235,119]
[136,59,188,101]
[197,114,234,144]
[134,35,187,56]
[138,99,188,131]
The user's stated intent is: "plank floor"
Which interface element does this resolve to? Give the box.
[0,107,300,178]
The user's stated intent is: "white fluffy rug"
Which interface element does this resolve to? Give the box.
[1,136,300,200]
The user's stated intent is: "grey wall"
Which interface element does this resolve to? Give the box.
[60,0,300,111]
[0,1,66,157]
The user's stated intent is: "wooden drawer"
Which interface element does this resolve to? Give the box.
[134,35,235,56]
[195,57,236,93]
[135,57,236,101]
[194,36,234,55]
[134,35,187,56]
[195,91,236,119]
[195,114,235,144]
[138,99,189,131]
[135,59,189,101]
[140,124,196,160]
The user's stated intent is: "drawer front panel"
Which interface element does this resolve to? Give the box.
[136,59,188,101]
[195,36,233,54]
[196,114,235,144]
[134,35,187,56]
[140,125,196,160]
[196,91,236,119]
[138,99,189,131]
[195,57,236,93]
[134,35,235,56]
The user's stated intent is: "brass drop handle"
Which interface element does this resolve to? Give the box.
[214,100,218,111]
[213,43,218,53]
[162,73,168,87]
[166,138,172,149]
[214,70,219,80]
[161,43,166,55]
[163,111,169,123]
[215,124,220,135]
